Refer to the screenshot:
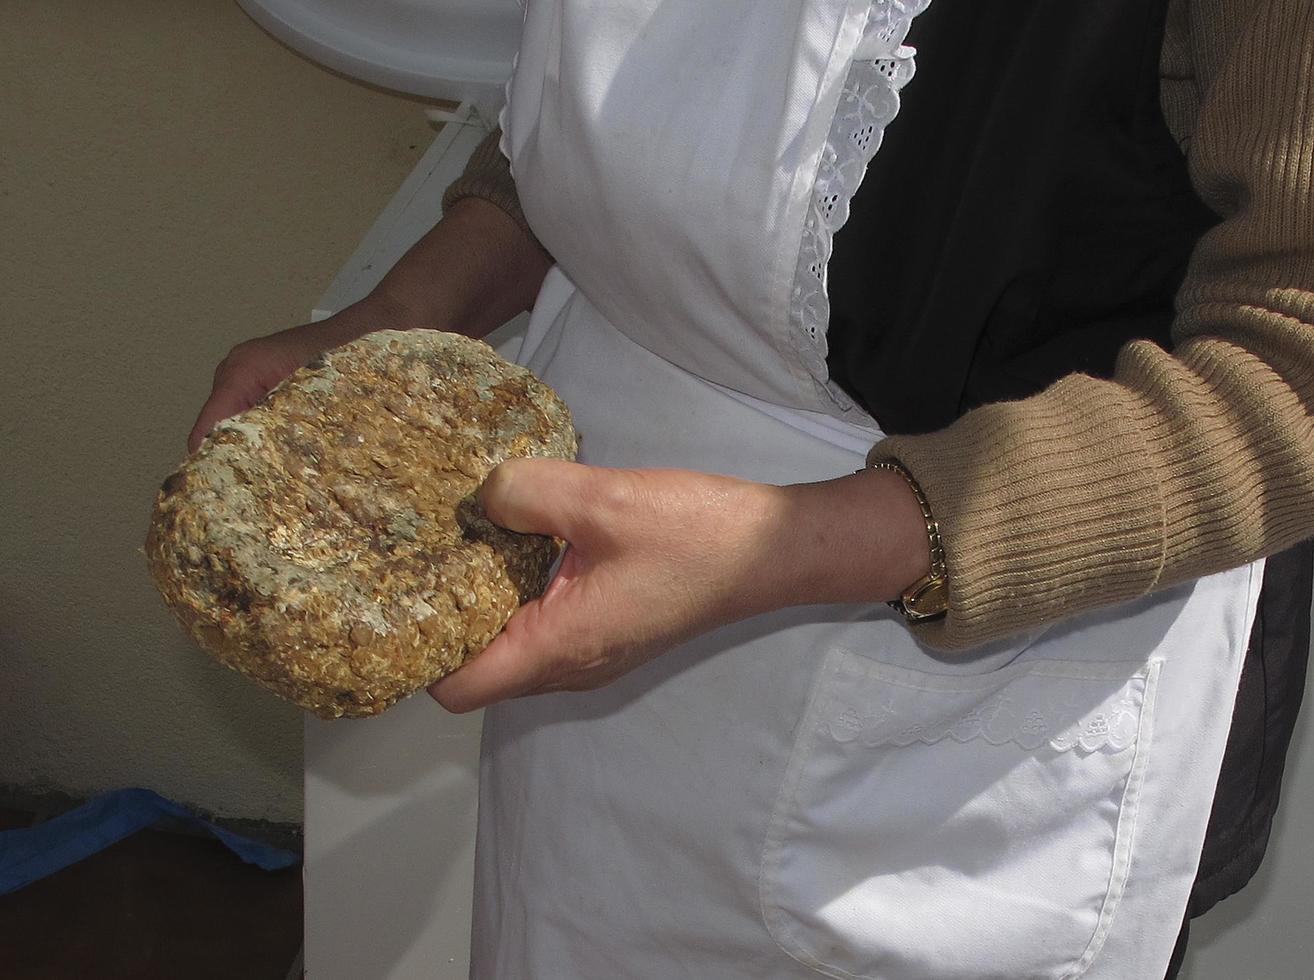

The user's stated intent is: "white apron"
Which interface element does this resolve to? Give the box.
[475,3,1263,978]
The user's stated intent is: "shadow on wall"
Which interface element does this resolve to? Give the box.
[0,592,28,721]
[166,624,304,804]
[0,582,124,786]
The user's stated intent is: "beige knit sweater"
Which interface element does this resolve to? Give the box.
[444,0,1314,651]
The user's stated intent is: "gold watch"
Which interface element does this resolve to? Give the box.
[864,460,948,622]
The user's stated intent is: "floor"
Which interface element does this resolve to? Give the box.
[0,807,302,980]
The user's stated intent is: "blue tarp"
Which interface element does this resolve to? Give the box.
[0,787,300,895]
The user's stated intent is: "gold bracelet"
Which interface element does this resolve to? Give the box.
[864,460,948,622]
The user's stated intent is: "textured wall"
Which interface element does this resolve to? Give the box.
[0,0,432,822]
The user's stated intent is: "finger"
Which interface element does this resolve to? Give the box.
[187,401,224,454]
[188,395,240,454]
[186,383,265,453]
[479,457,597,539]
[427,604,555,713]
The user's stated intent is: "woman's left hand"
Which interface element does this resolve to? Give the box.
[428,457,929,712]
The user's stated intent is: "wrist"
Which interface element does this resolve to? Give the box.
[865,460,947,621]
[771,469,932,609]
[300,293,414,353]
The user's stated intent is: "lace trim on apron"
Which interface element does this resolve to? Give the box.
[496,4,527,170]
[824,664,1154,754]
[788,0,932,408]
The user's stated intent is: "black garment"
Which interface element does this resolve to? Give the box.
[1194,539,1312,914]
[827,0,1214,430]
[824,0,1312,965]
[1165,915,1192,980]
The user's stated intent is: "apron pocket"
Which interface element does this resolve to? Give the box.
[760,648,1162,980]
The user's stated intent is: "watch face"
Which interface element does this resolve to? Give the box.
[905,577,948,620]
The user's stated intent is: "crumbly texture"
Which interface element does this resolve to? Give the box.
[449,0,1314,651]
[146,330,578,718]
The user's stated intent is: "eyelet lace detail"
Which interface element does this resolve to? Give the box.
[824,673,1147,755]
[787,0,932,403]
[496,1,530,166]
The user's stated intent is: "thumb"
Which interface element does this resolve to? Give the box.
[427,598,561,712]
[480,457,595,538]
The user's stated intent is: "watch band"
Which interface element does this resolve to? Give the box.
[864,460,948,622]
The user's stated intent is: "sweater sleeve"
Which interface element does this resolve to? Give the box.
[442,127,546,252]
[870,0,1314,651]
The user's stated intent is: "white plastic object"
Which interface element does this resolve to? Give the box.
[236,0,523,114]
[424,101,479,127]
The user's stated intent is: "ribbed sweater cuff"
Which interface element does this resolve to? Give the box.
[441,129,546,253]
[869,374,1169,652]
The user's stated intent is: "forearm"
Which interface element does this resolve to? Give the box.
[313,196,552,351]
[767,468,931,611]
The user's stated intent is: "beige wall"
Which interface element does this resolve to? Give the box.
[0,0,433,822]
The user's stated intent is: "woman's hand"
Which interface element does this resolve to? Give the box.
[428,458,930,712]
[186,293,420,453]
[187,198,553,454]
[187,321,334,453]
